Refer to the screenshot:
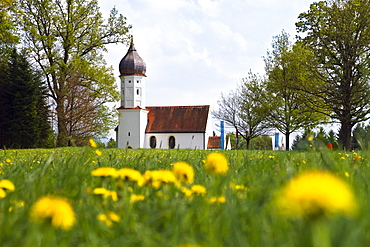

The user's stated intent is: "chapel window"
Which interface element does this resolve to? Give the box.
[168,136,176,149]
[150,136,157,149]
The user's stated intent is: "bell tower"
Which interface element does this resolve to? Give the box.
[116,38,148,148]
[119,38,146,108]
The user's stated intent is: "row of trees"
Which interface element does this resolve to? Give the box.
[214,0,370,150]
[0,0,131,148]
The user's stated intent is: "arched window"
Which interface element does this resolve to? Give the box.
[150,136,157,149]
[168,136,176,149]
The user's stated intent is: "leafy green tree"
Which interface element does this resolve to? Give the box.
[296,0,370,150]
[0,49,53,148]
[250,135,272,150]
[106,138,116,148]
[64,72,118,146]
[264,31,326,148]
[353,123,370,150]
[0,0,19,49]
[213,72,271,149]
[17,0,131,146]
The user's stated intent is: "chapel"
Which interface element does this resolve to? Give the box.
[115,39,221,149]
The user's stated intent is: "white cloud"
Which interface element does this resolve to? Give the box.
[100,0,315,112]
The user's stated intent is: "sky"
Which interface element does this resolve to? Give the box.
[98,0,317,142]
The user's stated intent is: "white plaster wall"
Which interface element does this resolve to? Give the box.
[117,109,148,148]
[144,133,206,150]
[120,75,145,108]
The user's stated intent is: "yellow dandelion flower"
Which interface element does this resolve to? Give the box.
[209,196,226,204]
[181,187,193,198]
[92,188,118,201]
[0,179,15,191]
[268,155,275,159]
[89,139,97,148]
[353,153,362,162]
[117,168,144,186]
[344,172,350,178]
[204,152,229,175]
[308,136,313,141]
[97,214,112,227]
[107,211,121,222]
[172,161,194,184]
[5,159,11,164]
[91,167,117,178]
[97,211,121,227]
[143,170,178,188]
[0,188,6,198]
[130,194,145,203]
[95,149,102,156]
[275,170,358,219]
[191,185,207,196]
[30,196,76,230]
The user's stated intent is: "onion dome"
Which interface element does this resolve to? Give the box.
[119,39,146,77]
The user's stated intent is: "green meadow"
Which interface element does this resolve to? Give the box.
[0,147,369,247]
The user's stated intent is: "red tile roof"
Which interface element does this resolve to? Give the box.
[207,136,221,149]
[146,105,209,133]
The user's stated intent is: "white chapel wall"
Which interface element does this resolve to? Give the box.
[144,133,206,150]
[117,109,148,148]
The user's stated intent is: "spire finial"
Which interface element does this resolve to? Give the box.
[130,35,134,45]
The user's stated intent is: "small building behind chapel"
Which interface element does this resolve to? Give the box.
[115,40,217,149]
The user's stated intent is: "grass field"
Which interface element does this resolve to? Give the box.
[0,145,369,247]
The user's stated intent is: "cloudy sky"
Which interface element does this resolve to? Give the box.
[99,0,318,142]
[100,0,314,109]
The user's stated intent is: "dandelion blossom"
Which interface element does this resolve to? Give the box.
[117,168,144,186]
[275,170,358,219]
[30,196,76,230]
[191,185,207,196]
[95,149,102,156]
[91,167,117,178]
[97,211,121,227]
[204,152,229,175]
[0,179,15,191]
[172,161,194,184]
[143,170,178,188]
[0,188,5,199]
[130,194,145,203]
[89,139,97,148]
[92,188,118,201]
[209,196,226,204]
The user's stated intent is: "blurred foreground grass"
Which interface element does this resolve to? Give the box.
[0,147,369,247]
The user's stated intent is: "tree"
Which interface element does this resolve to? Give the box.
[264,31,327,148]
[0,0,19,49]
[352,123,370,150]
[296,0,370,150]
[212,72,271,149]
[64,72,117,146]
[0,49,53,148]
[17,0,131,146]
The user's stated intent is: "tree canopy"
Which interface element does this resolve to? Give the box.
[264,31,327,148]
[296,0,370,150]
[0,49,52,148]
[212,72,271,149]
[17,0,131,146]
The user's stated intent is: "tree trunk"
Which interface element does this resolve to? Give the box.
[56,99,68,147]
[338,120,352,151]
[246,138,251,150]
[285,131,290,151]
